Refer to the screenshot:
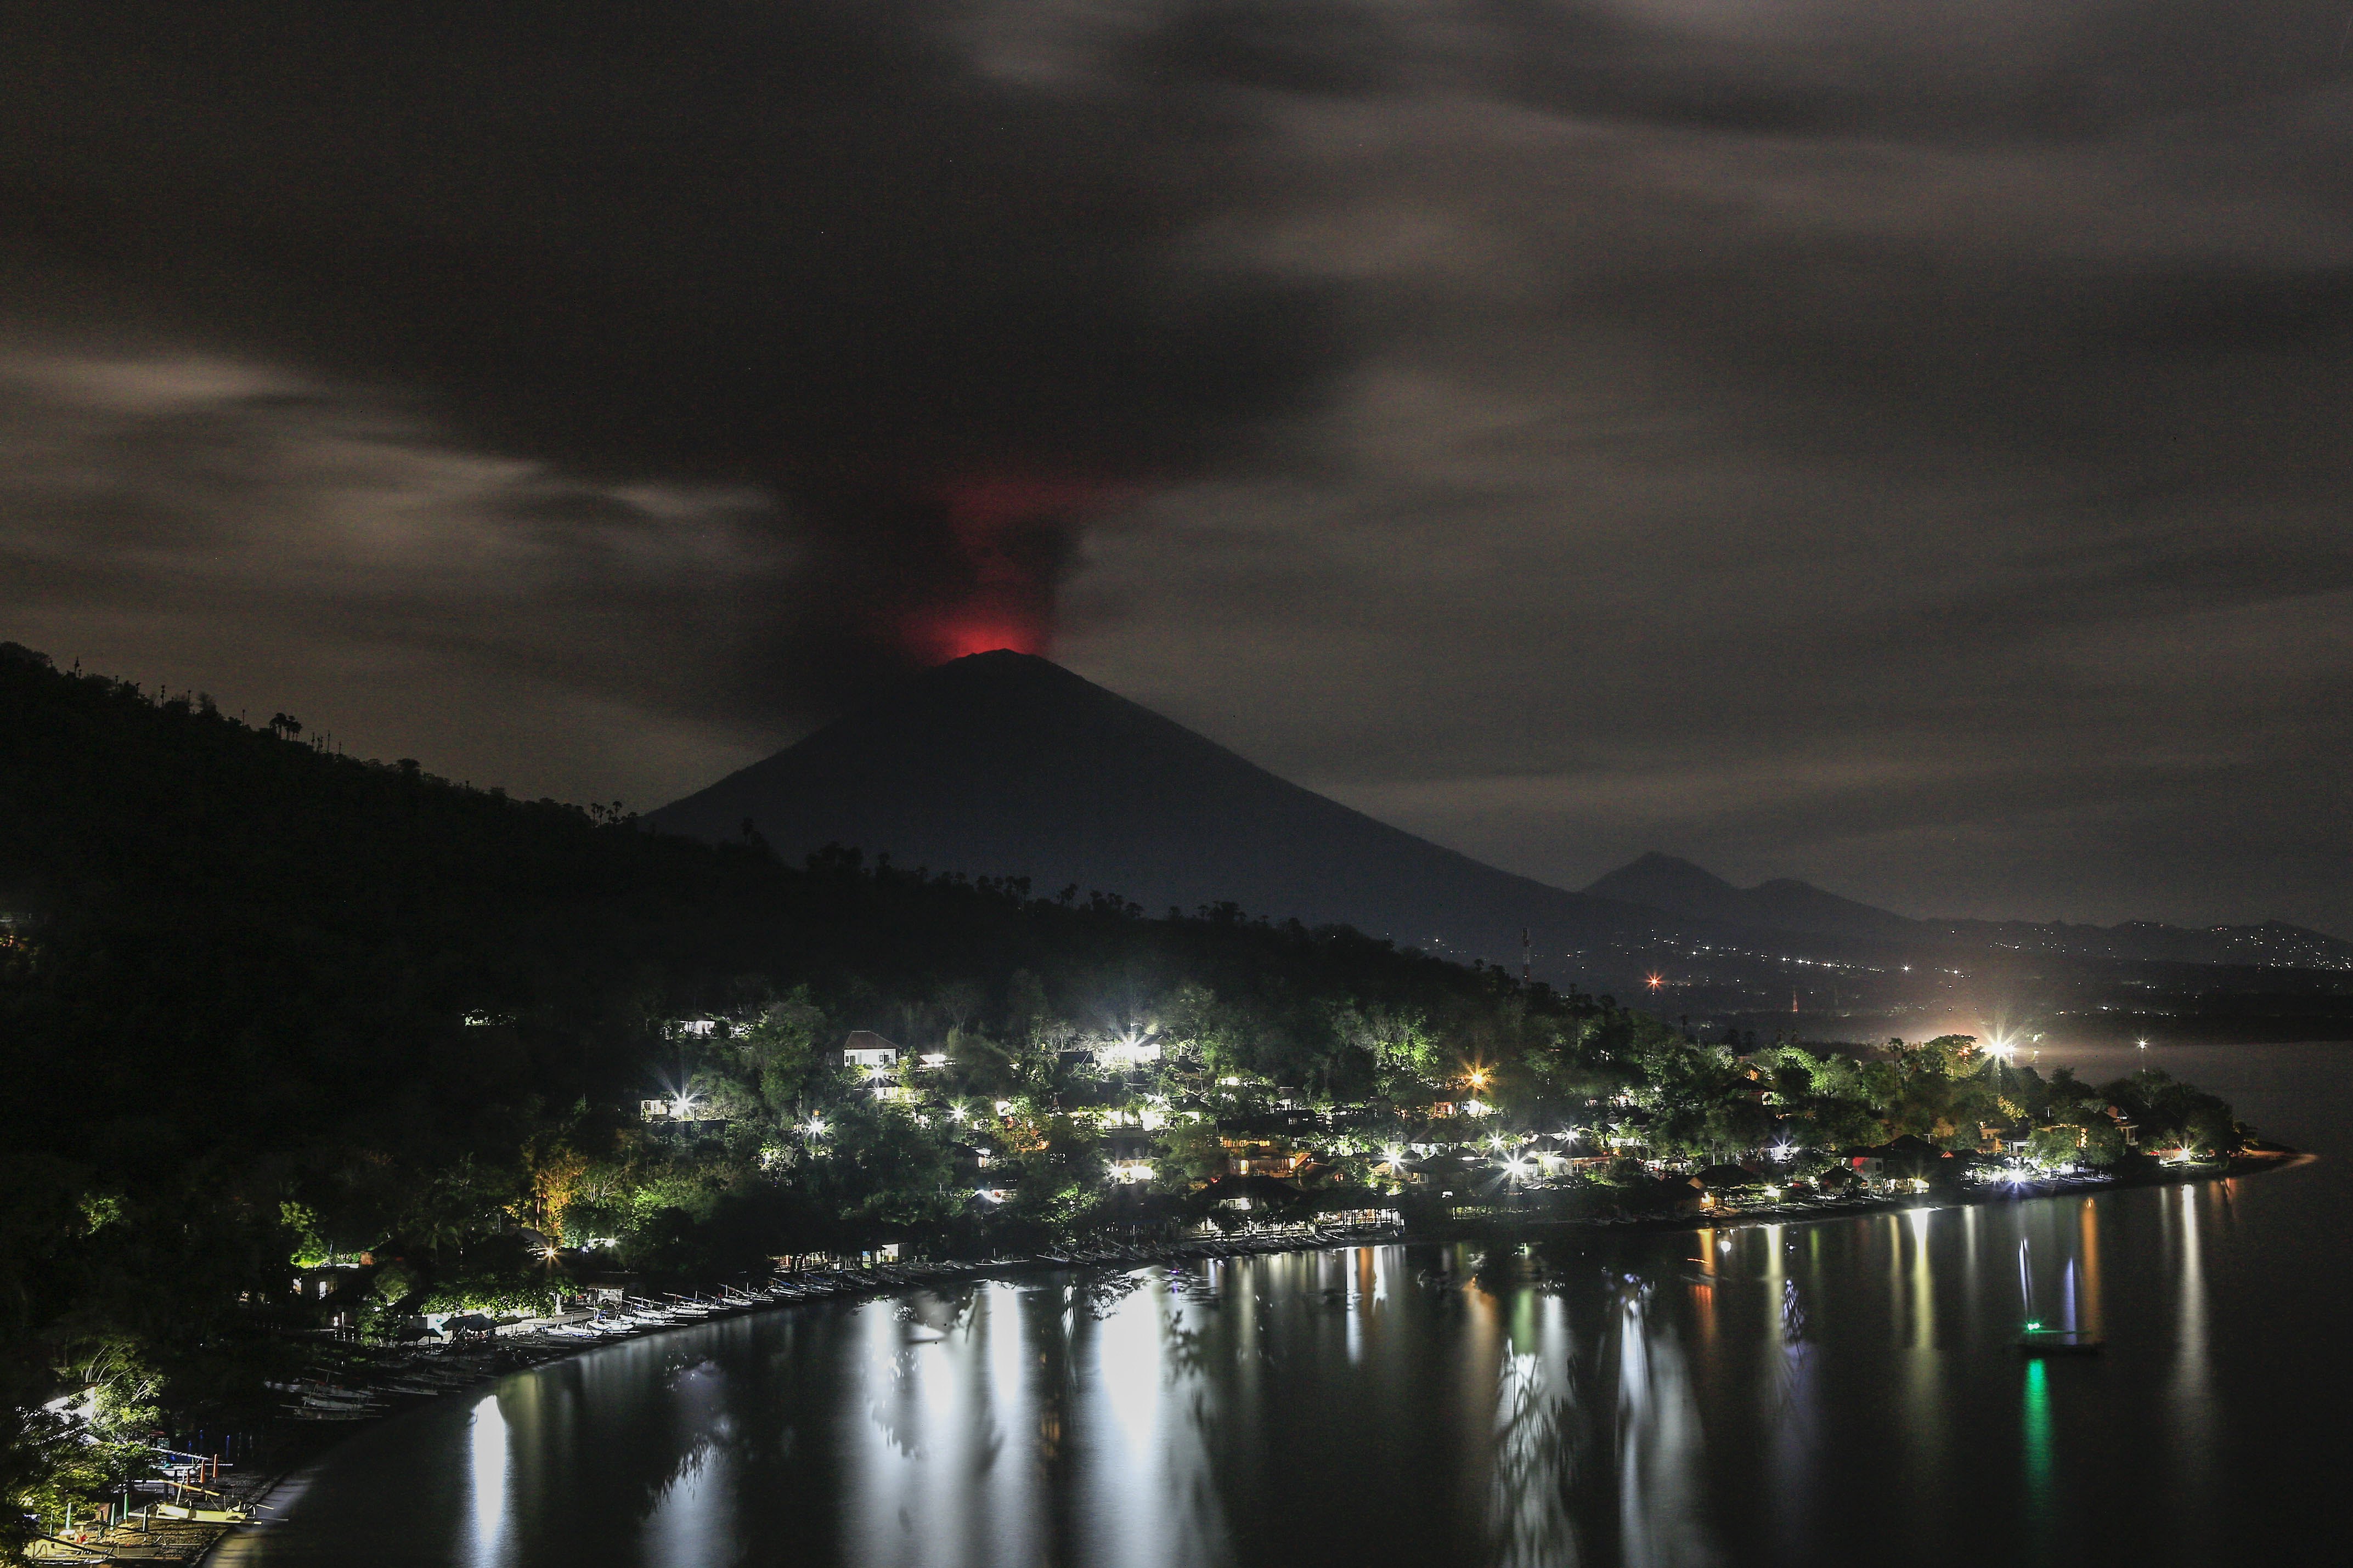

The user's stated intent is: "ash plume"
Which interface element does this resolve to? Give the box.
[0,1,1346,715]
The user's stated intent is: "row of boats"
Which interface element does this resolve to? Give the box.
[265,1358,509,1420]
[544,1227,1405,1342]
[267,1224,1404,1420]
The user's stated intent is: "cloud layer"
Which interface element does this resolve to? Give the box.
[3,2,2349,929]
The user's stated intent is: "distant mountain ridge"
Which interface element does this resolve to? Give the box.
[648,652,2351,980]
[645,652,1678,975]
[1582,852,2352,972]
[1582,852,1915,944]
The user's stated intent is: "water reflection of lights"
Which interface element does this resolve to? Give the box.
[1904,1209,1934,1348]
[1899,1209,1944,1489]
[2170,1185,2213,1494]
[1490,1343,1577,1567]
[643,1440,728,1568]
[2022,1359,2055,1529]
[1096,1278,1160,1456]
[465,1393,506,1568]
[1617,1283,1718,1568]
[259,1196,2260,1568]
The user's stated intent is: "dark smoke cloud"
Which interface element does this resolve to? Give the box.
[4,0,2350,932]
[0,0,1342,712]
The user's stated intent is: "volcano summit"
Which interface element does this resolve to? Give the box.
[646,652,1661,972]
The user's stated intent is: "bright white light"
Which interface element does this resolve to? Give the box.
[949,1105,968,1122]
[1769,1142,1796,1162]
[803,1117,828,1138]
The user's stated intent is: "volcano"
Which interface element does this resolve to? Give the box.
[645,652,1676,973]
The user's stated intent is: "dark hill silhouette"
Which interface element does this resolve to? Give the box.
[646,652,1676,970]
[1583,852,1916,943]
[1583,851,2353,971]
[647,654,2353,980]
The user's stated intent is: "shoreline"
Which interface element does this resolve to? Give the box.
[200,1147,2299,1561]
[1413,1146,2309,1244]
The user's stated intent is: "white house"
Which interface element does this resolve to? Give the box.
[843,1030,901,1070]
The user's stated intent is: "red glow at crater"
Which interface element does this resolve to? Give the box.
[921,618,1045,661]
[892,472,1130,666]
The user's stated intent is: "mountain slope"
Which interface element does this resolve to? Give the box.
[646,652,1671,969]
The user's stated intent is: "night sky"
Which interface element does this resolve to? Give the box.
[4,3,2348,933]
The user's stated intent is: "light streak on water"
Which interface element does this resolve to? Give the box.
[1617,1282,1718,1568]
[466,1393,508,1568]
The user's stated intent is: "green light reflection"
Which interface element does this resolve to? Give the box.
[2022,1358,2054,1554]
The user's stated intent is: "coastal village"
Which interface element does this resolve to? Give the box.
[24,1013,2256,1561]
[340,1016,2238,1340]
